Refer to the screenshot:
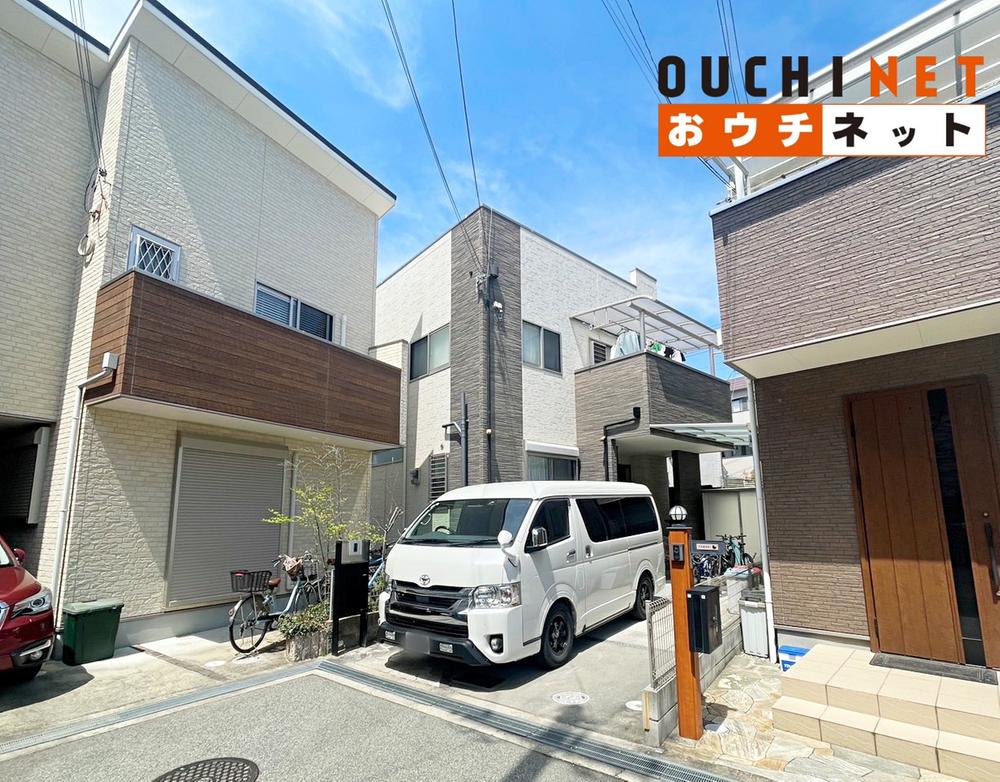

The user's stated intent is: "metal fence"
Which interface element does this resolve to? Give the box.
[645,573,752,690]
[646,596,675,689]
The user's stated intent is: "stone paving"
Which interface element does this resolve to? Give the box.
[672,653,967,782]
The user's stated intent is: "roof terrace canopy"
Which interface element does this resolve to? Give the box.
[571,296,720,354]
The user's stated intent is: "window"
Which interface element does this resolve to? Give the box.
[128,226,180,281]
[732,396,749,413]
[401,498,531,546]
[254,282,342,344]
[531,499,570,544]
[592,341,609,364]
[724,445,752,458]
[428,453,448,499]
[576,497,630,540]
[621,496,659,535]
[522,321,561,373]
[372,447,403,466]
[527,453,577,480]
[410,325,450,380]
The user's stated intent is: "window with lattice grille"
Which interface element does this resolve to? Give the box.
[428,453,448,500]
[128,227,180,281]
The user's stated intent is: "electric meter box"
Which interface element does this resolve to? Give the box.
[686,584,722,654]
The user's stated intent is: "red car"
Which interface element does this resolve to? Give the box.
[0,535,54,683]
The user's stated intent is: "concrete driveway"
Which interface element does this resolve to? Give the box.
[348,613,653,745]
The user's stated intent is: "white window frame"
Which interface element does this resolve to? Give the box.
[128,226,181,282]
[254,281,344,345]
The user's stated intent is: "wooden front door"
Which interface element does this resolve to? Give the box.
[849,380,1000,668]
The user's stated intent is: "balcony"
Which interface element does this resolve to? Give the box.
[86,271,400,447]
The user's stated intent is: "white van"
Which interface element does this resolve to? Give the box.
[377,481,666,668]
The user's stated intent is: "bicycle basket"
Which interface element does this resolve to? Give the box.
[230,569,274,593]
[298,558,320,581]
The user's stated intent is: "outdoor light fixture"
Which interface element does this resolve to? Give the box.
[668,505,688,522]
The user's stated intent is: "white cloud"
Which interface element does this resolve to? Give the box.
[281,0,416,109]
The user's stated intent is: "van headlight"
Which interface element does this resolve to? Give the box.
[13,587,52,618]
[472,582,521,609]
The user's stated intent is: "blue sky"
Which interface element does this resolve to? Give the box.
[63,0,926,337]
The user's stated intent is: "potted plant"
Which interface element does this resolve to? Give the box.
[278,602,329,662]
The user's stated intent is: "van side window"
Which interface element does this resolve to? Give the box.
[577,498,608,542]
[533,499,570,544]
[599,499,628,539]
[621,496,659,535]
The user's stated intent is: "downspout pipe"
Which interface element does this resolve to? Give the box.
[602,407,641,481]
[51,352,118,619]
[747,379,778,664]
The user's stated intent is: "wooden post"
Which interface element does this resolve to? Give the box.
[668,525,703,740]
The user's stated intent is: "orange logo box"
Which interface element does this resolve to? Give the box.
[658,103,822,157]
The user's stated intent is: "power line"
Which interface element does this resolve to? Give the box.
[451,0,481,210]
[380,0,482,271]
[599,1,729,186]
[625,0,657,73]
[714,0,744,103]
[726,0,748,102]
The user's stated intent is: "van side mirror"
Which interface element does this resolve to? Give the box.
[527,527,549,551]
[497,530,513,548]
[12,547,25,562]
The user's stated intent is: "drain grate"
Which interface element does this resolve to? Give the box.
[153,757,259,782]
[871,653,998,685]
[318,660,735,782]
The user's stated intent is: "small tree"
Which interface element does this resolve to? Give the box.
[263,444,372,565]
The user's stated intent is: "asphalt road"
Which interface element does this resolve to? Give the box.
[0,673,615,782]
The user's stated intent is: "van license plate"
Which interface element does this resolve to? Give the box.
[438,642,453,654]
[384,630,395,641]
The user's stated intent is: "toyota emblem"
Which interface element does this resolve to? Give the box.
[418,574,431,587]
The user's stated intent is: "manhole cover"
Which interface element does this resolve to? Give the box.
[625,699,643,712]
[153,757,259,782]
[551,691,590,706]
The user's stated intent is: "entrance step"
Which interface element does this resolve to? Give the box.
[772,644,1000,781]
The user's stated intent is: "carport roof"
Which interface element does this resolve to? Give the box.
[571,296,720,353]
[651,423,752,449]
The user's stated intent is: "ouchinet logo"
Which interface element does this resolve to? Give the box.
[419,575,431,587]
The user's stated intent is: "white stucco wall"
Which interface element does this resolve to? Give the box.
[102,40,379,353]
[0,28,92,423]
[519,229,639,450]
[375,232,453,522]
[63,407,372,618]
[375,233,452,345]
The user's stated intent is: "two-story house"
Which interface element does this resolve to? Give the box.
[712,0,1000,671]
[373,206,733,532]
[0,0,401,643]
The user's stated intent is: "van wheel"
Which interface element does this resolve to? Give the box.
[631,573,655,620]
[540,604,574,668]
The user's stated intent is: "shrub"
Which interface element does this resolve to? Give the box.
[277,602,328,639]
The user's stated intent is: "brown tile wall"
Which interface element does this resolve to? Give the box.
[755,334,1000,636]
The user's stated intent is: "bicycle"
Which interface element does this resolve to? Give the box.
[721,533,756,570]
[228,553,325,653]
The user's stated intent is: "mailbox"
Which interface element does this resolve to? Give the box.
[331,539,371,654]
[686,583,722,654]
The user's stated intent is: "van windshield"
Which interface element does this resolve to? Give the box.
[400,498,532,547]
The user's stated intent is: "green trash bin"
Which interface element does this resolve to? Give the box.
[61,599,124,665]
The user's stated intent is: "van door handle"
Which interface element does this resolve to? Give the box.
[566,551,576,563]
[585,545,592,558]
[986,522,1000,599]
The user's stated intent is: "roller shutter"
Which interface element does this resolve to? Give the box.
[167,444,285,607]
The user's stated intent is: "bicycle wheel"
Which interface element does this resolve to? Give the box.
[229,594,271,653]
